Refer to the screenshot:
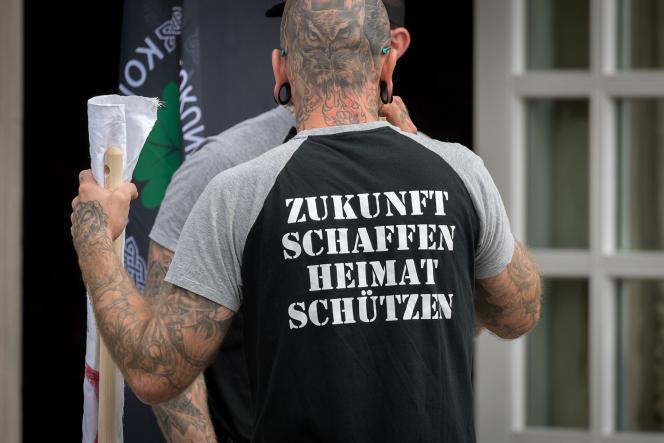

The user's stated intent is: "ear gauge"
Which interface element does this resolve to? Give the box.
[275,83,292,105]
[379,48,393,104]
[379,81,393,105]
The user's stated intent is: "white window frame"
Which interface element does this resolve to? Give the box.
[0,0,22,441]
[474,1,664,442]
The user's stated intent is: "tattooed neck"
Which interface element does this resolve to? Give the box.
[294,85,381,131]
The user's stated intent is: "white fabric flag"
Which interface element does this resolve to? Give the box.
[82,95,159,443]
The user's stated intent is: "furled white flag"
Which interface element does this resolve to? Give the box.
[82,95,159,443]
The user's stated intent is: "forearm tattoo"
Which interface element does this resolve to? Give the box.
[147,244,217,441]
[73,201,233,402]
[72,201,112,259]
[281,0,391,130]
[153,374,217,443]
[474,242,542,339]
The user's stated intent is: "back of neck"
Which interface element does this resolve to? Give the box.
[295,84,380,132]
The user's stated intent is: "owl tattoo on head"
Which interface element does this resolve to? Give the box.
[282,0,390,127]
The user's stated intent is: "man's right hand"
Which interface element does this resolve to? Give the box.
[379,96,418,134]
[70,169,138,246]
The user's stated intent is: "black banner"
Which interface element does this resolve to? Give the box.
[119,1,183,441]
[118,1,280,441]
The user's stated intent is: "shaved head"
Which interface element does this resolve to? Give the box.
[279,0,392,127]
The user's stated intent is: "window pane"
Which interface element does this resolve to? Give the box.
[527,99,589,248]
[617,99,664,251]
[618,0,664,69]
[526,0,590,69]
[527,279,589,428]
[616,279,664,432]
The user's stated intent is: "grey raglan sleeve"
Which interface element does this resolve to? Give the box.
[465,156,515,279]
[164,171,245,312]
[164,138,304,311]
[400,132,515,279]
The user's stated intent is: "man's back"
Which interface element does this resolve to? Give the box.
[167,121,514,442]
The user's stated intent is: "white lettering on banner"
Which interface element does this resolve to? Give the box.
[136,37,165,71]
[119,83,135,96]
[179,69,206,156]
[121,36,167,90]
[155,7,182,53]
[283,189,461,329]
[124,59,148,88]
[118,6,208,156]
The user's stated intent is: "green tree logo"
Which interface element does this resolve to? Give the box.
[133,82,182,209]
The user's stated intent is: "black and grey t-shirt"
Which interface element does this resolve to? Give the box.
[166,121,514,443]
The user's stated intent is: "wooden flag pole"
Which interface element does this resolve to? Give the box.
[98,146,124,443]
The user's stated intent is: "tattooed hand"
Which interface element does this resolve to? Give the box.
[475,241,542,339]
[379,96,417,134]
[70,169,138,254]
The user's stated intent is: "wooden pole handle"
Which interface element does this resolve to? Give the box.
[98,146,124,443]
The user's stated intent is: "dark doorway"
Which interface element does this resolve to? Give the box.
[395,1,474,146]
[22,0,125,441]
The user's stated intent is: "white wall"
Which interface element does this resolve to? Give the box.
[0,0,23,440]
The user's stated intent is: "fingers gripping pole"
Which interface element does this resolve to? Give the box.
[99,146,124,443]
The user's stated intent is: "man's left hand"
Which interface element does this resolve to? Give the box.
[380,96,417,134]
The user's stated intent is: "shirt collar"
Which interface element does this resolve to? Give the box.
[295,120,393,139]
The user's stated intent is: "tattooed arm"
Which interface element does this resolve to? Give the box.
[146,242,217,442]
[71,171,234,405]
[475,241,542,339]
[153,374,217,443]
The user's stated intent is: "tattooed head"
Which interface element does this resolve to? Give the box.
[279,0,392,127]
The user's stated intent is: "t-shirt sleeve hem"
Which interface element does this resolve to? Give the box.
[148,229,179,253]
[164,274,240,312]
[475,238,515,279]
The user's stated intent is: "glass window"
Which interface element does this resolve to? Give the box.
[616,279,664,432]
[526,278,590,428]
[617,99,664,251]
[618,0,664,69]
[526,0,590,69]
[527,99,590,248]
